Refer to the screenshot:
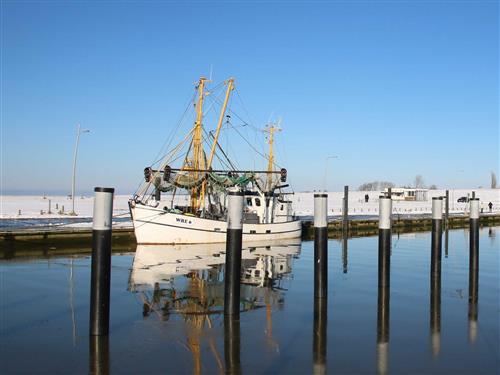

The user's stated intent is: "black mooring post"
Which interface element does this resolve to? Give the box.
[378,197,391,289]
[343,186,349,235]
[224,189,244,317]
[89,187,114,336]
[313,297,327,374]
[377,196,392,375]
[314,194,328,299]
[224,316,241,374]
[89,335,110,375]
[431,197,443,273]
[430,197,443,357]
[444,190,449,229]
[468,198,479,342]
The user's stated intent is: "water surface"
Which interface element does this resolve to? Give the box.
[1,227,498,374]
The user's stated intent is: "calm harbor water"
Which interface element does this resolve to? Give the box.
[1,227,498,374]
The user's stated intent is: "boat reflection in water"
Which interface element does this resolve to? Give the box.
[128,240,301,373]
[129,239,301,310]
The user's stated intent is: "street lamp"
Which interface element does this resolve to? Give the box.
[70,123,90,215]
[323,155,338,192]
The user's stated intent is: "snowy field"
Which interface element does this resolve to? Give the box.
[292,188,500,217]
[1,189,498,230]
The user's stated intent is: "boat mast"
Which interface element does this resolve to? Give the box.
[191,77,207,213]
[265,123,281,191]
[206,78,234,169]
[199,78,235,211]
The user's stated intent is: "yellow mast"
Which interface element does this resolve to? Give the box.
[265,123,281,191]
[206,78,234,169]
[197,78,234,211]
[190,77,207,212]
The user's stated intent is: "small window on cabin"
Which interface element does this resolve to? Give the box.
[280,204,284,211]
[250,230,256,234]
[246,198,252,206]
[255,198,261,207]
[266,230,271,234]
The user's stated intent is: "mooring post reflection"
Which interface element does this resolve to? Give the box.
[342,235,348,274]
[377,196,392,375]
[313,297,327,375]
[468,198,480,343]
[89,335,109,375]
[224,316,241,375]
[444,228,449,258]
[430,281,441,357]
[377,285,390,375]
[430,244,442,358]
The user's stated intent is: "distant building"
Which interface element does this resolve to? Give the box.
[383,188,428,201]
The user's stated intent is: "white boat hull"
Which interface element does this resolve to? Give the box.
[130,203,302,244]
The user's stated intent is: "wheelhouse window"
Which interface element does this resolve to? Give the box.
[246,198,253,206]
[255,198,261,207]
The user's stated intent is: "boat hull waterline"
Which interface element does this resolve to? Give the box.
[130,204,302,244]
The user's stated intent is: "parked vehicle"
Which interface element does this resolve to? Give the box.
[457,196,469,203]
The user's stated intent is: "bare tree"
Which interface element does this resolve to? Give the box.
[380,181,395,189]
[414,175,425,188]
[491,171,497,189]
[358,181,378,191]
[358,180,395,191]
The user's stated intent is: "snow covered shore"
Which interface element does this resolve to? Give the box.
[1,189,498,230]
[292,189,500,217]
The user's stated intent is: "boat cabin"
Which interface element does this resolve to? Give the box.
[243,190,293,224]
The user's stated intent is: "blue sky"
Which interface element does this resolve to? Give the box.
[1,1,498,194]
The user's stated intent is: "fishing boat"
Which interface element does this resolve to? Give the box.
[129,77,302,244]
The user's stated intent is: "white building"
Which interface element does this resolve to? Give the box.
[384,188,429,201]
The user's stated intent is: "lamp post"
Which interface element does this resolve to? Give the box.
[70,123,90,215]
[323,156,338,192]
